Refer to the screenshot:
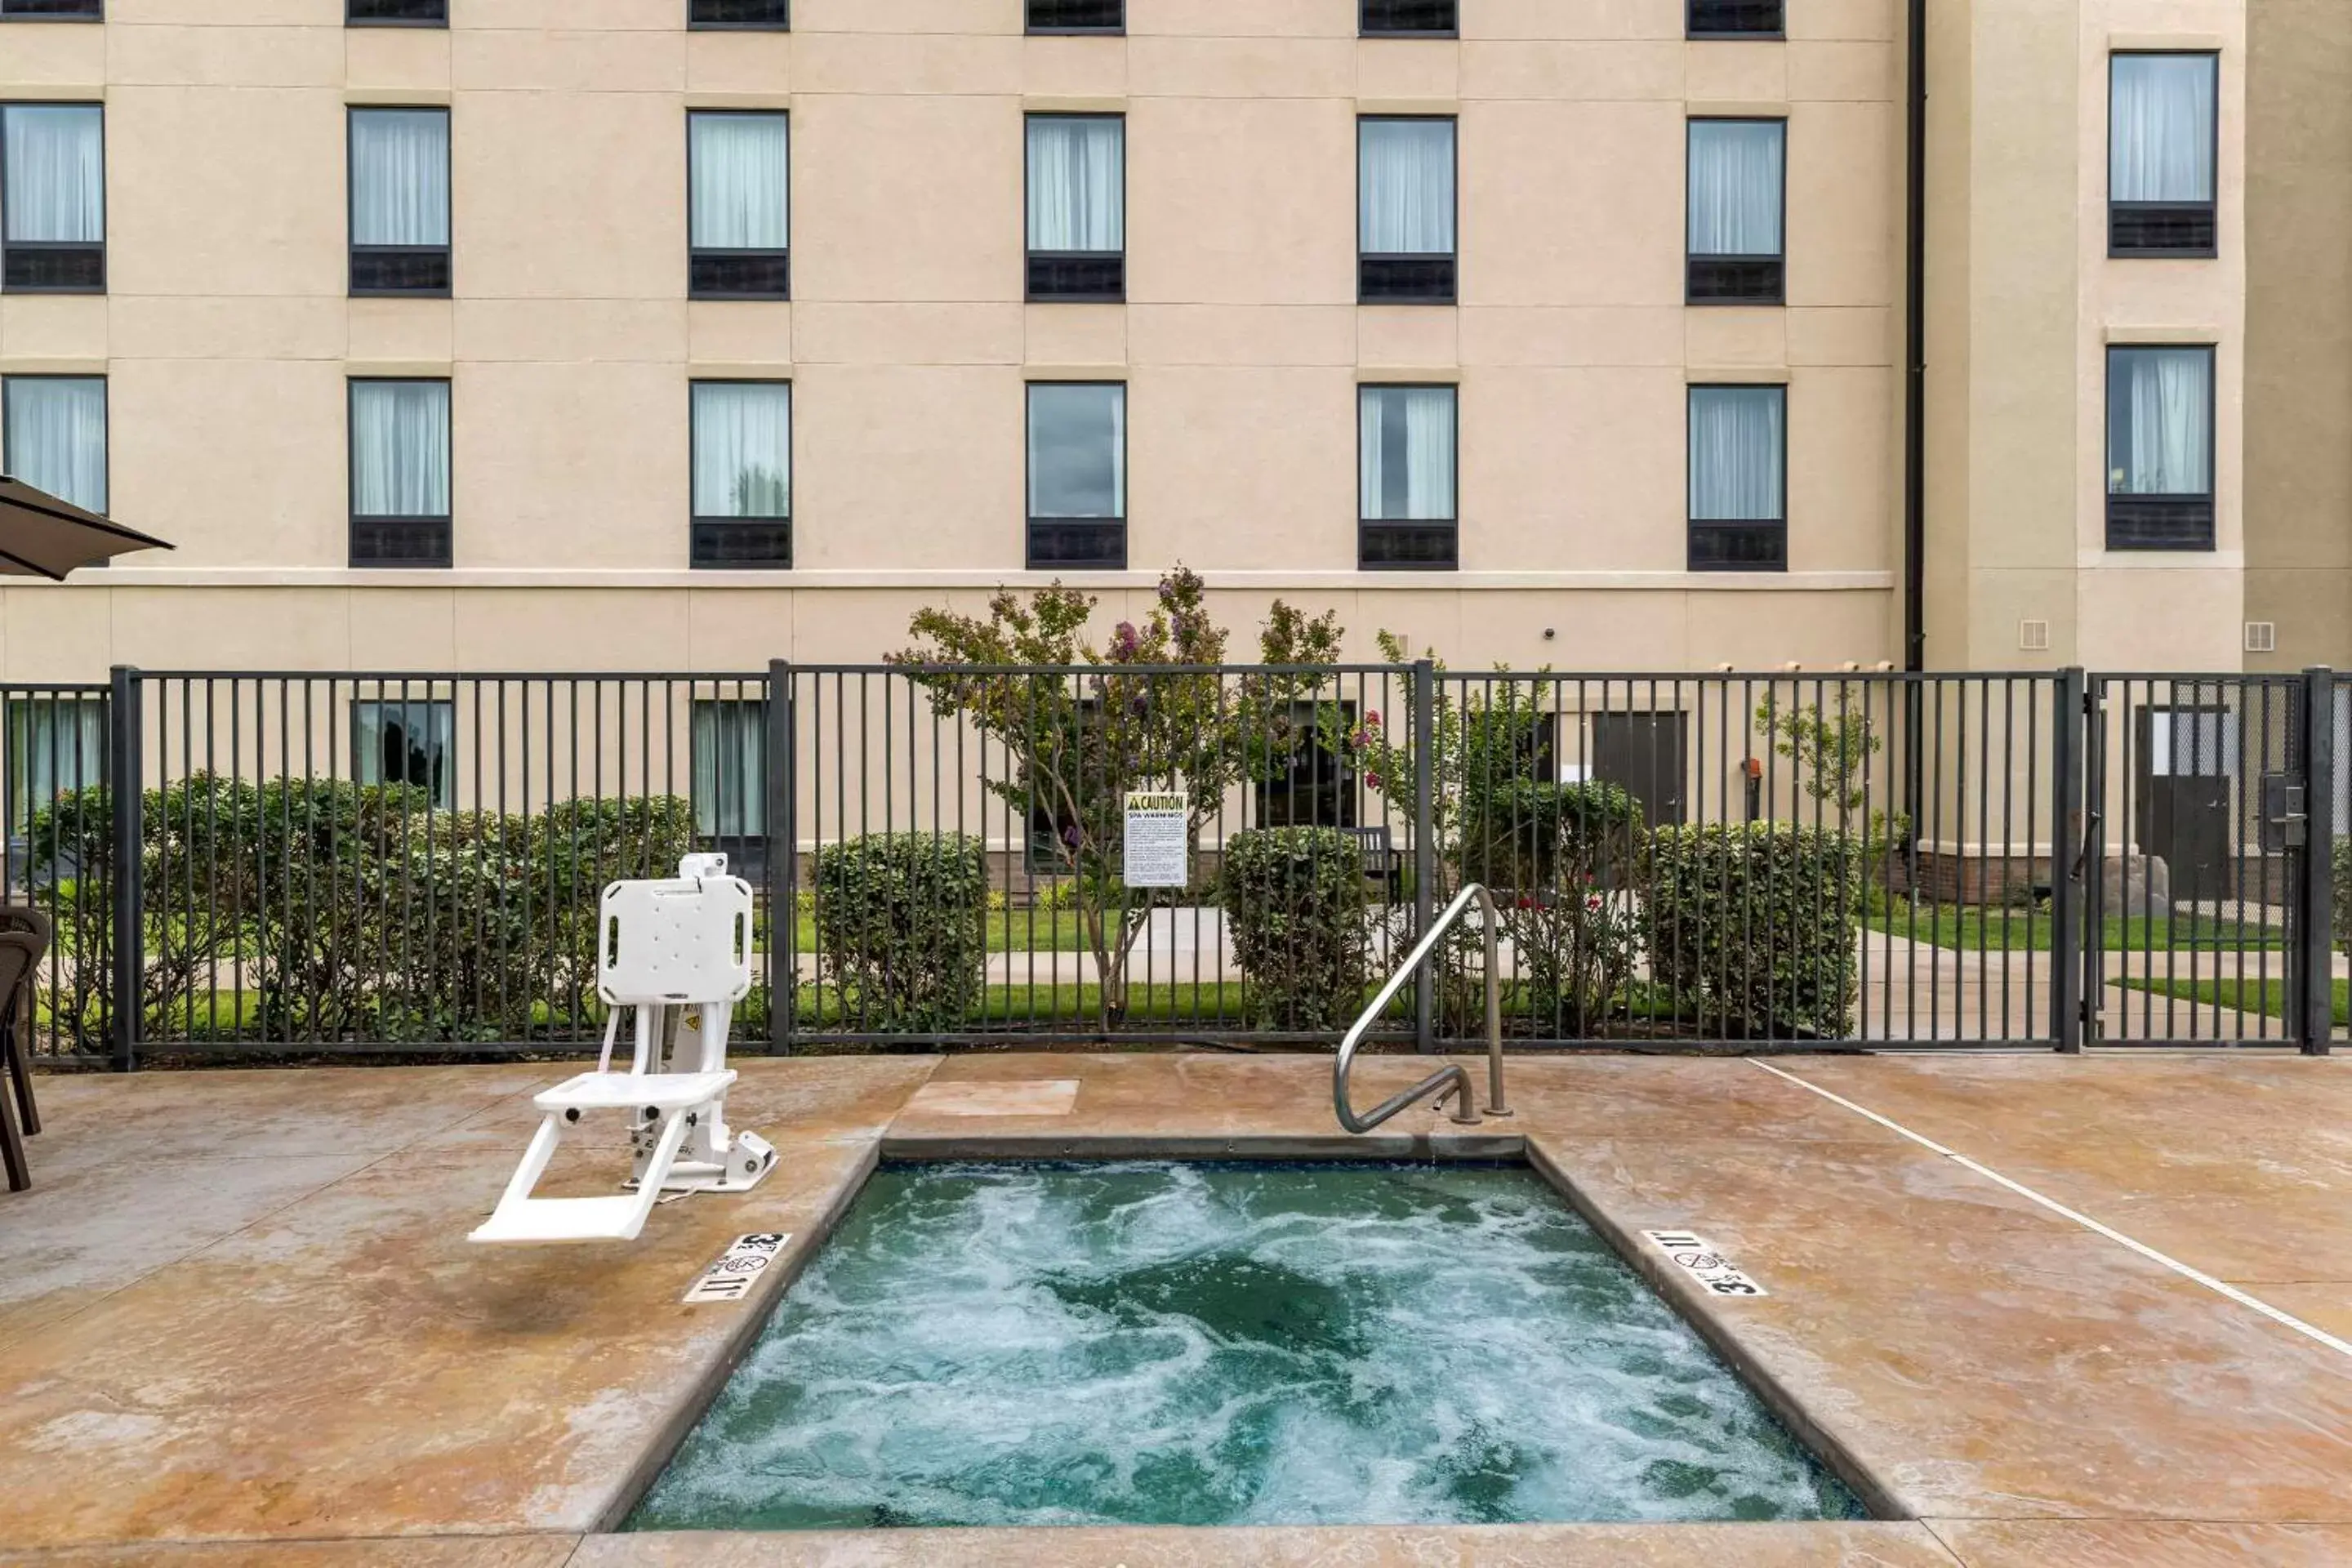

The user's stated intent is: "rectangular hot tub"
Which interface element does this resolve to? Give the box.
[628,1160,1860,1530]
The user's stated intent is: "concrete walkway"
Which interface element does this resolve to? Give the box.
[2,1052,2349,1565]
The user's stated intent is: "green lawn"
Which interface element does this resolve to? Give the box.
[1868,906,2285,954]
[785,909,1091,955]
[2112,975,2350,1027]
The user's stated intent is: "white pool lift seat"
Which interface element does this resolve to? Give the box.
[470,853,778,1245]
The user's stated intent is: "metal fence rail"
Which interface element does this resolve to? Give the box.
[5,664,2336,1066]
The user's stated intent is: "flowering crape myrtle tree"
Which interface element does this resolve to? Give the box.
[890,567,1343,1031]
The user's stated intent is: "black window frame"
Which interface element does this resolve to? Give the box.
[687,0,789,29]
[1687,0,1784,38]
[1357,381,1459,572]
[689,696,770,854]
[1685,115,1787,306]
[1356,114,1459,306]
[347,376,453,570]
[1686,381,1789,572]
[351,694,457,809]
[0,100,106,295]
[1360,0,1457,38]
[2108,51,2220,261]
[0,0,104,19]
[1024,112,1125,303]
[347,105,452,298]
[2,372,109,520]
[1254,699,1361,831]
[346,0,447,26]
[2105,343,2217,551]
[1025,380,1128,572]
[1026,0,1123,34]
[689,377,794,571]
[688,108,791,302]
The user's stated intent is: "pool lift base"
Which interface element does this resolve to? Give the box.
[471,855,776,1245]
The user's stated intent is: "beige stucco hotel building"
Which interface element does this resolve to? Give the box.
[0,0,2342,679]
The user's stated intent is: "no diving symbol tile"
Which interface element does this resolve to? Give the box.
[1642,1230,1766,1298]
[683,1232,792,1305]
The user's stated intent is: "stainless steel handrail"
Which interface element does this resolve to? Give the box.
[1334,882,1511,1134]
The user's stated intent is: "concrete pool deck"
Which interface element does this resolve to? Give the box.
[0,1051,2348,1566]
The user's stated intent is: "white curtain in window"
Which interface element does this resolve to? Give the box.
[2111,347,2212,496]
[350,109,449,247]
[1,105,103,244]
[691,114,790,251]
[1027,118,1123,253]
[1687,120,1784,256]
[1360,386,1456,521]
[7,697,104,832]
[3,376,106,514]
[351,381,450,518]
[353,700,455,808]
[1028,383,1125,518]
[693,701,767,838]
[2111,55,2216,203]
[1690,385,1785,520]
[693,382,792,519]
[1359,119,1454,255]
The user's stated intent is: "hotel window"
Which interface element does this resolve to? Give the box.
[349,379,451,568]
[349,107,449,296]
[1688,385,1786,570]
[1359,385,1457,570]
[1359,118,1455,304]
[0,104,104,293]
[1028,0,1120,32]
[353,698,455,809]
[691,381,792,570]
[1027,115,1124,302]
[1688,0,1782,37]
[2,376,105,514]
[2110,53,2218,257]
[2107,345,2215,550]
[1256,702,1359,830]
[1687,118,1784,304]
[0,1,102,20]
[689,0,787,27]
[1027,382,1126,570]
[689,111,790,300]
[7,695,104,835]
[1361,0,1454,36]
[347,0,444,23]
[693,700,767,844]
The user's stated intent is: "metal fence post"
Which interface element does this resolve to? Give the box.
[767,658,795,1057]
[106,665,143,1072]
[2051,666,2086,1054]
[1412,657,1437,1054]
[2300,666,2335,1055]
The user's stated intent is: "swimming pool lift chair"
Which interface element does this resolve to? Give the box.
[470,853,778,1245]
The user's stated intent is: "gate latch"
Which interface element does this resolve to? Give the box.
[2261,772,2308,853]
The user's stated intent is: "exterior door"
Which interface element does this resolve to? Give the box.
[1591,711,1688,829]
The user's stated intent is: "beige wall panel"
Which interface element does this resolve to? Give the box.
[1784,366,1893,572]
[0,20,105,83]
[794,0,1014,36]
[1460,368,1683,572]
[111,0,336,23]
[452,27,684,95]
[1127,37,1354,100]
[1023,305,1126,369]
[791,364,1022,568]
[1126,97,1352,306]
[689,303,796,366]
[792,95,1020,305]
[1683,42,1787,105]
[1132,0,1350,38]
[1683,590,1888,668]
[107,23,341,90]
[348,588,458,669]
[1964,568,2078,668]
[0,590,113,682]
[454,298,685,364]
[1125,366,1355,572]
[109,296,345,363]
[1354,40,1459,103]
[1786,41,1895,103]
[105,87,345,299]
[2076,567,2243,670]
[1683,306,1787,367]
[452,588,693,669]
[1461,42,1681,109]
[1127,304,1354,367]
[1465,101,1682,308]
[452,361,684,569]
[1785,305,1888,368]
[1022,37,1126,100]
[344,24,452,93]
[1786,100,1895,309]
[347,299,453,364]
[108,586,351,667]
[683,31,793,96]
[109,357,347,568]
[681,589,795,670]
[1348,588,1467,661]
[452,91,684,301]
[791,33,1022,97]
[2245,570,2352,672]
[0,297,109,363]
[1440,590,1686,670]
[1468,0,1671,43]
[791,303,1009,366]
[1457,305,1681,368]
[1356,307,1457,369]
[1788,0,1896,43]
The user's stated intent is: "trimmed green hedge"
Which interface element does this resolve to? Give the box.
[811,833,989,1032]
[1223,826,1369,1031]
[1647,822,1862,1040]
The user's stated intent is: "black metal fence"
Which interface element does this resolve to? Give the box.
[5,664,2338,1067]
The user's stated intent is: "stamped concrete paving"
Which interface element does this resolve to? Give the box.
[0,1051,2347,1567]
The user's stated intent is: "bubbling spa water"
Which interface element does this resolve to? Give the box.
[629,1161,1860,1530]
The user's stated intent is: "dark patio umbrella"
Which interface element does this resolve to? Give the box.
[0,474,172,579]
